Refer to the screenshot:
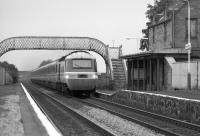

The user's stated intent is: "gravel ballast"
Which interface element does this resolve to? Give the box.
[32,84,165,136]
[75,105,164,136]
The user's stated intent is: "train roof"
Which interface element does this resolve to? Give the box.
[59,51,95,61]
[31,51,95,73]
[31,61,56,73]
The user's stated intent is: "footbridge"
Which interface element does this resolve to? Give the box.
[0,36,127,89]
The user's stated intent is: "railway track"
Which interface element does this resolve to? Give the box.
[92,97,200,131]
[22,82,115,136]
[24,82,200,136]
[76,97,200,136]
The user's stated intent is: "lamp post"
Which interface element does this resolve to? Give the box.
[184,0,191,90]
[126,38,140,52]
[112,40,115,47]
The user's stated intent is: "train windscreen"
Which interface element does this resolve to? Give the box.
[72,59,92,69]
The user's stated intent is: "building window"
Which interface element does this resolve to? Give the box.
[185,18,198,39]
[164,23,167,42]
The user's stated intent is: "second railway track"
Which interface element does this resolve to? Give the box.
[91,97,200,131]
[76,96,200,136]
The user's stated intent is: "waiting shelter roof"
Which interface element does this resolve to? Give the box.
[121,51,189,60]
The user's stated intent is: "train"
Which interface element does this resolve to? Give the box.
[30,51,98,96]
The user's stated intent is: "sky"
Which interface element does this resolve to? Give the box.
[0,0,154,72]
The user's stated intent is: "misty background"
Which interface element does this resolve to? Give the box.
[0,0,154,72]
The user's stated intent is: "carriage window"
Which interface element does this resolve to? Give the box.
[72,59,92,68]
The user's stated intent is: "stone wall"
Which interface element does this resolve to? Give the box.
[172,61,200,89]
[174,0,200,49]
[98,90,200,125]
[148,0,200,53]
[149,20,173,52]
[164,58,173,90]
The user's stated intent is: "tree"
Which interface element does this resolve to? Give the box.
[38,59,53,67]
[141,0,169,50]
[142,0,169,36]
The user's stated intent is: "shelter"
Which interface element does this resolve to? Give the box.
[122,52,200,91]
[0,66,13,85]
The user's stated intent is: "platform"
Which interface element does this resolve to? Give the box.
[0,84,48,136]
[97,89,200,100]
[96,89,117,96]
[145,90,200,100]
[96,89,200,125]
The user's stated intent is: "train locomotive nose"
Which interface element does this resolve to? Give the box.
[65,73,97,91]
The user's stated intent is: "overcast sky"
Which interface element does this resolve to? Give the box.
[0,0,154,72]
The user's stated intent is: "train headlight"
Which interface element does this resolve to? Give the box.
[65,74,77,79]
[92,74,98,79]
[65,75,70,79]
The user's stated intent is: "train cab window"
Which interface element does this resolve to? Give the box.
[72,59,92,69]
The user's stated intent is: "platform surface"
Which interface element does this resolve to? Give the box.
[96,89,117,96]
[145,90,200,100]
[0,84,48,136]
[97,89,200,100]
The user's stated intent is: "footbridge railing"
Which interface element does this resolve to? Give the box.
[0,36,109,61]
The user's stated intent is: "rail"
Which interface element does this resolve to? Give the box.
[24,82,115,136]
[92,97,200,133]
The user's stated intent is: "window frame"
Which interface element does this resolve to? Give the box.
[153,27,155,43]
[185,18,198,39]
[164,22,167,42]
[72,59,92,69]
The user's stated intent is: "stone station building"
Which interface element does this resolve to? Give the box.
[122,0,200,91]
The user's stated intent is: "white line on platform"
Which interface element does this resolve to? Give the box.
[124,89,200,103]
[96,91,113,96]
[21,83,62,136]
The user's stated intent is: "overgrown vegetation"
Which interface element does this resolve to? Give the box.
[141,0,169,50]
[0,61,18,83]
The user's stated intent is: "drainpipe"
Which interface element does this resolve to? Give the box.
[172,10,175,48]
[197,61,199,89]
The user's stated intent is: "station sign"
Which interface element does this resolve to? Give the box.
[185,43,191,50]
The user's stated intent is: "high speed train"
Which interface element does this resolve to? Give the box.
[30,51,98,96]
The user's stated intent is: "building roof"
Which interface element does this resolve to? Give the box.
[120,51,188,59]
